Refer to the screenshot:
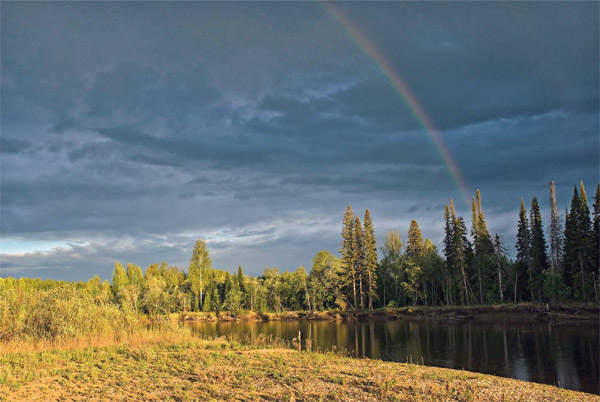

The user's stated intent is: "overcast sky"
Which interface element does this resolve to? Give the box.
[1,2,598,281]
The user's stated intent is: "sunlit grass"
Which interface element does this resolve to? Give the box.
[0,325,597,402]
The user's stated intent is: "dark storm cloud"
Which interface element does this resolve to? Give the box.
[0,137,32,154]
[329,2,599,130]
[1,1,598,279]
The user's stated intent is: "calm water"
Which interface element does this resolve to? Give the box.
[186,318,600,394]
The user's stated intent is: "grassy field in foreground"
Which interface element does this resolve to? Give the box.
[1,330,598,402]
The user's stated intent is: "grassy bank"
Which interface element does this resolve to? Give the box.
[179,302,600,322]
[1,327,597,402]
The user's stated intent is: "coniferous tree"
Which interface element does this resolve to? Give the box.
[211,286,220,313]
[406,219,426,305]
[407,220,425,258]
[443,204,456,305]
[236,266,245,290]
[475,190,493,245]
[548,180,563,275]
[340,206,358,309]
[223,271,242,316]
[515,200,531,303]
[471,197,483,303]
[202,289,212,312]
[563,188,579,295]
[446,199,472,305]
[455,215,473,305]
[564,184,594,301]
[578,182,594,301]
[363,209,378,310]
[474,190,494,303]
[529,197,548,302]
[353,215,366,309]
[594,185,600,300]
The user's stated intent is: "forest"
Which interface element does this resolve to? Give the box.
[2,180,599,340]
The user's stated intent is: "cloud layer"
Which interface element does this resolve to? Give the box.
[1,2,598,280]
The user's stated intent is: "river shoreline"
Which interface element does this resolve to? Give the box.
[177,302,600,323]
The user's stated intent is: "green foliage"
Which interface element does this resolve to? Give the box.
[529,197,548,302]
[309,251,344,310]
[112,263,129,302]
[143,276,169,317]
[401,259,423,305]
[563,184,595,301]
[514,200,530,303]
[542,270,568,302]
[363,209,378,310]
[340,205,358,309]
[406,220,425,258]
[223,273,243,316]
[188,240,212,311]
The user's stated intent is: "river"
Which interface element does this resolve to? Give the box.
[185,318,599,394]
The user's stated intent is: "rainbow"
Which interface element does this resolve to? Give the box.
[321,2,471,206]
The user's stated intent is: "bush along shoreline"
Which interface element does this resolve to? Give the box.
[177,302,599,323]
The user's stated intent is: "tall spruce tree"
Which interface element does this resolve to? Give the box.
[476,190,492,245]
[563,188,579,294]
[594,185,600,283]
[471,197,483,303]
[407,220,425,258]
[340,206,358,309]
[548,180,563,275]
[476,190,494,303]
[443,204,456,305]
[529,197,548,302]
[406,219,426,306]
[447,199,472,305]
[564,184,594,301]
[592,184,600,303]
[353,215,366,310]
[578,182,594,300]
[454,216,473,305]
[545,180,567,302]
[515,200,531,303]
[363,209,378,310]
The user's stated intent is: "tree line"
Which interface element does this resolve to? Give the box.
[2,181,598,316]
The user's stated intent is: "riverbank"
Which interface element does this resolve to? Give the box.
[1,330,597,402]
[179,302,600,323]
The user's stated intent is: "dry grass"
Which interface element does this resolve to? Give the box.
[0,324,193,355]
[1,329,597,402]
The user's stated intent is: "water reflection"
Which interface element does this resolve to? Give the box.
[186,318,599,394]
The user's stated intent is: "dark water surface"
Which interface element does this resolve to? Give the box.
[186,318,600,394]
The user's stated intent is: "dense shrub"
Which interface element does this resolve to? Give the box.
[0,280,136,342]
